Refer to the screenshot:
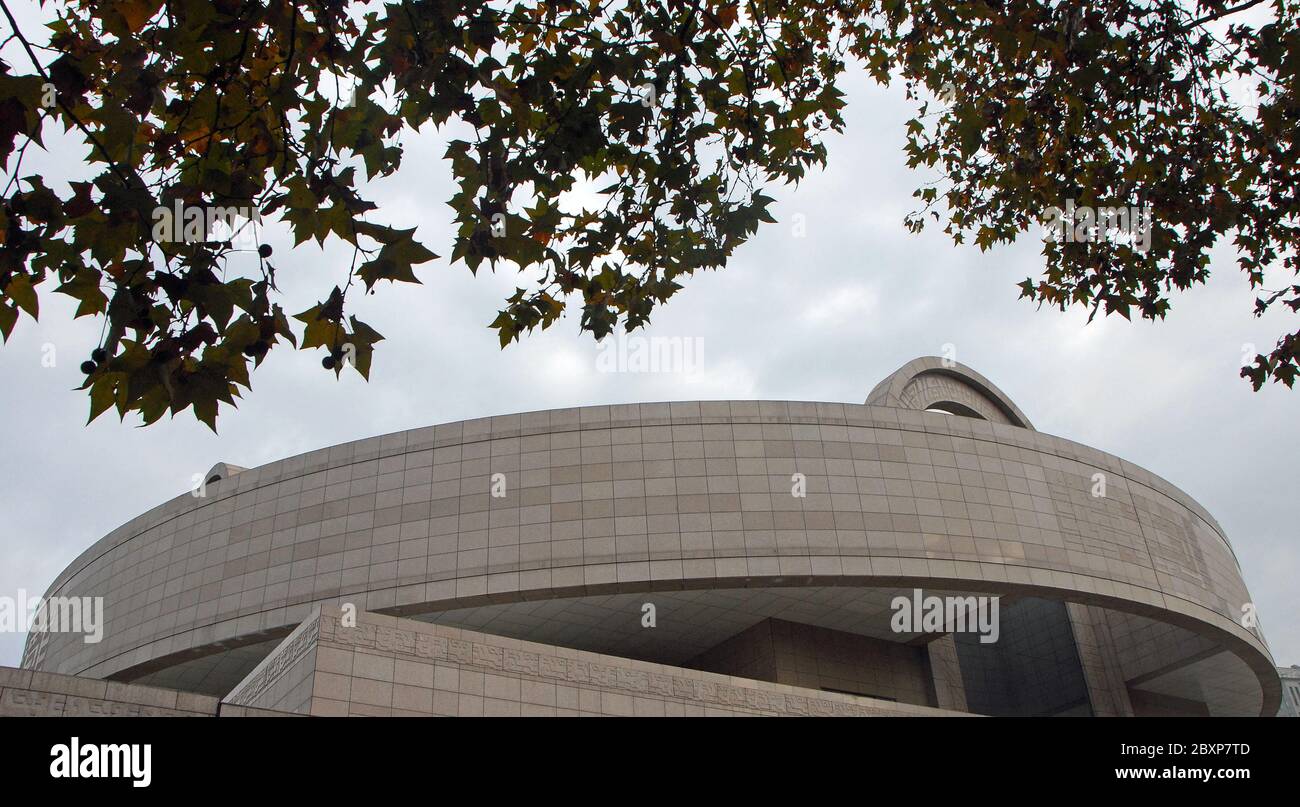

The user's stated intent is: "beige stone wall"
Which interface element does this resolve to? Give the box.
[223,614,320,714]
[22,394,1276,714]
[925,634,968,712]
[1066,603,1134,717]
[687,621,780,684]
[689,618,933,706]
[0,666,218,717]
[769,619,932,704]
[1129,689,1211,717]
[897,372,1018,425]
[865,357,1033,428]
[228,607,966,717]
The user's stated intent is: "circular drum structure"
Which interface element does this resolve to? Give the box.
[23,358,1280,716]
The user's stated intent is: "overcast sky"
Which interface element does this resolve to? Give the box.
[1,2,1295,673]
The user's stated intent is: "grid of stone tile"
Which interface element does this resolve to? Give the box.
[1102,609,1222,681]
[691,617,936,705]
[686,620,776,681]
[865,357,1034,429]
[223,615,319,714]
[29,401,1263,684]
[896,372,1016,425]
[768,619,933,704]
[926,634,968,712]
[256,607,963,717]
[1066,603,1136,717]
[0,666,218,716]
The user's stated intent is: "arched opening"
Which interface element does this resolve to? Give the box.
[924,400,986,420]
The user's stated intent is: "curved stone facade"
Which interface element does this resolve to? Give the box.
[867,356,1034,428]
[22,359,1280,716]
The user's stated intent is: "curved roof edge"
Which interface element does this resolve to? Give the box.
[204,462,247,484]
[867,356,1035,430]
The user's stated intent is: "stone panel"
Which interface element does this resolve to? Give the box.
[20,359,1279,716]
